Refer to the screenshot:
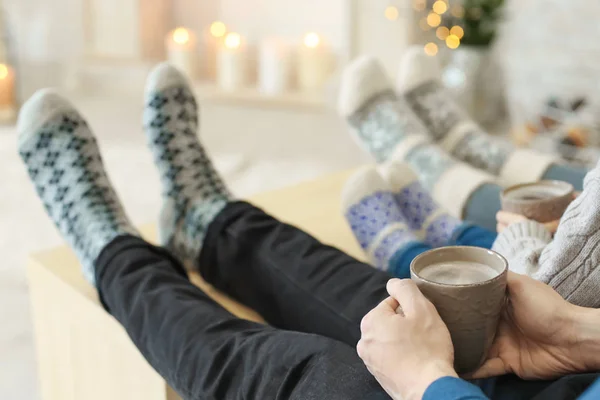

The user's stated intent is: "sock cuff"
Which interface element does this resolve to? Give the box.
[389,134,431,161]
[438,121,477,154]
[499,149,558,186]
[432,163,495,218]
[378,160,419,192]
[341,165,390,212]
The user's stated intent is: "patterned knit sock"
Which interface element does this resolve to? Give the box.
[397,46,556,186]
[144,63,231,264]
[340,56,494,219]
[18,90,138,286]
[341,166,426,275]
[379,161,464,247]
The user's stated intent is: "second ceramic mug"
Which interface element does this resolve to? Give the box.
[501,180,574,223]
[410,246,508,373]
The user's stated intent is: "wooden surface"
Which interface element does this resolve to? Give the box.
[28,168,364,400]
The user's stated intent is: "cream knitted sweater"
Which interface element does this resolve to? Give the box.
[492,162,600,308]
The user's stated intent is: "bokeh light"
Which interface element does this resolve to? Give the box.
[424,42,439,56]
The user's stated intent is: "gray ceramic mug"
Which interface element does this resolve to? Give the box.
[410,246,508,373]
[501,180,574,223]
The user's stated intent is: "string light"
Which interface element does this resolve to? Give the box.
[451,5,465,18]
[432,0,448,14]
[419,17,431,31]
[436,26,450,40]
[224,32,242,49]
[446,34,460,49]
[450,26,464,39]
[426,12,442,27]
[210,21,227,38]
[0,64,8,80]
[172,28,191,45]
[424,42,438,56]
[304,32,321,48]
[413,0,426,11]
[385,6,399,21]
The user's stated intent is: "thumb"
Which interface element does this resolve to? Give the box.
[466,357,508,379]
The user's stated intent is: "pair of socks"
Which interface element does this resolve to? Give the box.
[339,56,497,226]
[397,46,587,191]
[18,64,231,285]
[341,163,496,278]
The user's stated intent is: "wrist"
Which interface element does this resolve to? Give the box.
[572,306,600,371]
[400,361,458,400]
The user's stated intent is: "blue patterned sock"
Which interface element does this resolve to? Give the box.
[18,90,138,286]
[144,63,231,265]
[341,166,422,271]
[380,161,466,248]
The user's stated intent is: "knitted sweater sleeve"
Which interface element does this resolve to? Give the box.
[493,163,600,307]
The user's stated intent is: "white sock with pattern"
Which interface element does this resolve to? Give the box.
[144,63,231,265]
[18,90,138,286]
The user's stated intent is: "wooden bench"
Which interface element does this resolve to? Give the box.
[28,169,366,400]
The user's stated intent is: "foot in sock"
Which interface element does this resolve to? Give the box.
[341,166,430,277]
[397,46,557,186]
[379,161,497,249]
[339,56,494,219]
[18,90,138,285]
[378,161,463,247]
[144,63,231,264]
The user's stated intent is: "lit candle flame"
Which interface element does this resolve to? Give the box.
[172,28,191,45]
[304,33,320,48]
[224,32,242,49]
[210,21,227,38]
[385,6,399,21]
[0,64,8,80]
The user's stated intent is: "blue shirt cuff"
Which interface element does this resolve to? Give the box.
[423,377,489,400]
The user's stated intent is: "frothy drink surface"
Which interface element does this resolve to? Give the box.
[419,262,498,285]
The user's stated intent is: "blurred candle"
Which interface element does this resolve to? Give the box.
[202,21,227,80]
[0,64,15,107]
[259,38,292,94]
[298,33,332,91]
[217,32,247,90]
[166,27,198,78]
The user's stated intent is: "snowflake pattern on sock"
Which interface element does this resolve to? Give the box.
[394,181,438,230]
[348,90,427,162]
[404,81,462,141]
[372,226,416,271]
[452,129,511,175]
[393,181,462,248]
[344,191,406,249]
[19,111,137,285]
[404,143,456,192]
[144,85,230,263]
[424,215,462,248]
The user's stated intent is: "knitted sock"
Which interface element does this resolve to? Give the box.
[341,166,429,277]
[144,63,231,264]
[397,46,557,187]
[379,161,465,247]
[339,56,495,219]
[18,90,138,286]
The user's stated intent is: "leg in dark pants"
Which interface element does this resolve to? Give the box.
[199,201,392,347]
[96,235,390,400]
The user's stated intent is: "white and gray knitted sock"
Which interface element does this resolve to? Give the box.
[397,46,555,186]
[18,90,138,286]
[144,63,231,265]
